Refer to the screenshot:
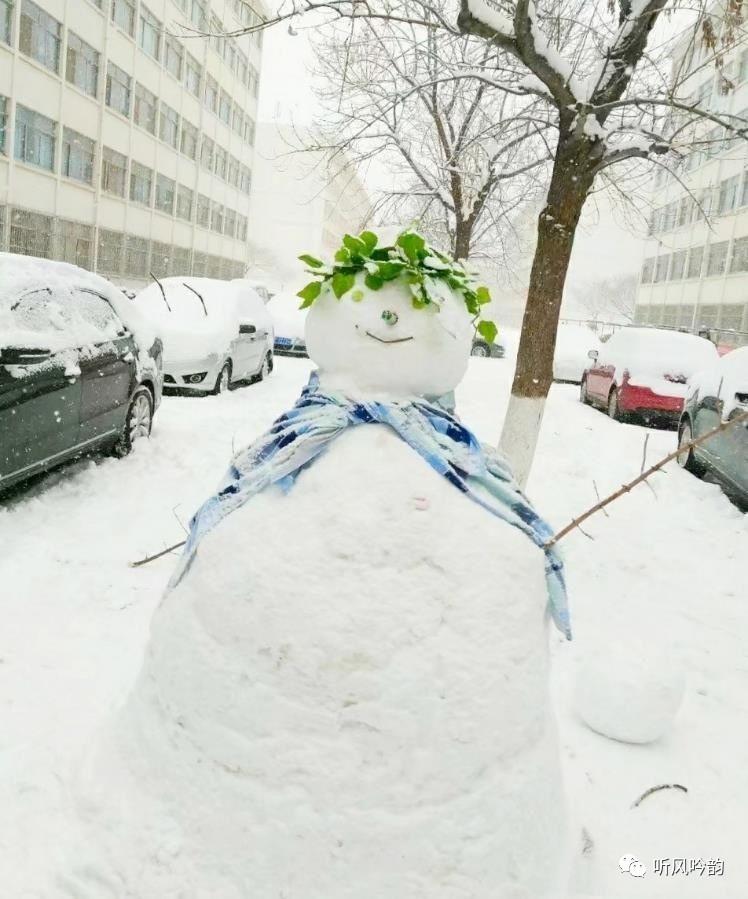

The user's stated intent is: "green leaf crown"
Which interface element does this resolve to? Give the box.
[296,229,498,344]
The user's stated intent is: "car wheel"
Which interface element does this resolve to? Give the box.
[213,362,232,395]
[258,352,272,381]
[580,377,590,405]
[112,387,153,458]
[677,419,706,476]
[471,342,490,357]
[607,387,623,421]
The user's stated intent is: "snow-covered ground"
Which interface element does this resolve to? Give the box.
[1,349,746,897]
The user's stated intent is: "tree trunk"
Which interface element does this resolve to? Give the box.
[453,220,472,261]
[499,136,596,488]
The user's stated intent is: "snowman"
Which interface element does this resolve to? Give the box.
[68,229,572,899]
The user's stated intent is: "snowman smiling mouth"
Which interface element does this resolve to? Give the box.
[357,310,414,344]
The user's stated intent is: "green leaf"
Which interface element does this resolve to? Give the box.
[359,230,378,253]
[335,247,351,263]
[343,234,365,255]
[396,231,426,262]
[351,289,364,302]
[298,254,324,269]
[331,271,356,299]
[476,285,492,305]
[411,296,428,310]
[297,280,322,308]
[477,320,498,344]
[376,261,406,281]
[364,273,384,291]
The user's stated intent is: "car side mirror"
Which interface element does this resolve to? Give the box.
[587,349,599,361]
[0,347,52,365]
[239,323,256,335]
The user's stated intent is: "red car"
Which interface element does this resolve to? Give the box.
[580,327,719,424]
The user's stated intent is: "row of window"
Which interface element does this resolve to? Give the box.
[649,168,748,235]
[0,205,248,281]
[173,0,263,50]
[634,302,747,340]
[3,99,249,240]
[642,235,748,284]
[3,0,259,143]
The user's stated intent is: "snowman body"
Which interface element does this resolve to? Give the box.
[72,270,569,898]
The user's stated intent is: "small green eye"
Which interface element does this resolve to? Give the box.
[381,310,398,326]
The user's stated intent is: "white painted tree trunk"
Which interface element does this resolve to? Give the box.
[499,393,547,490]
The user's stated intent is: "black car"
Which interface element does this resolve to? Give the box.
[0,254,163,495]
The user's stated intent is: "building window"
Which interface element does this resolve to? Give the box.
[1,0,12,44]
[125,235,149,277]
[164,36,183,79]
[138,5,161,61]
[204,75,218,113]
[641,257,654,283]
[236,214,248,242]
[740,171,748,208]
[171,245,190,274]
[720,304,745,330]
[151,241,171,277]
[231,104,243,136]
[244,117,255,145]
[106,62,131,117]
[129,161,153,205]
[180,119,198,159]
[678,304,695,327]
[155,174,175,214]
[729,235,748,273]
[159,103,179,148]
[211,202,224,234]
[686,245,703,279]
[228,156,239,187]
[214,145,227,180]
[717,175,740,215]
[19,0,61,73]
[224,207,236,238]
[101,146,127,196]
[134,82,158,134]
[219,89,231,124]
[200,135,214,171]
[669,249,687,281]
[247,64,259,97]
[196,193,211,228]
[97,228,124,273]
[65,32,99,98]
[9,208,53,257]
[176,184,193,221]
[57,219,93,268]
[185,53,201,96]
[190,0,206,28]
[240,166,251,195]
[192,250,208,276]
[111,0,135,37]
[62,127,95,184]
[236,52,247,86]
[0,95,7,155]
[14,104,56,171]
[675,196,691,228]
[653,254,670,283]
[706,240,729,277]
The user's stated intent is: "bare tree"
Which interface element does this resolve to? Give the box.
[232,0,748,485]
[573,273,638,322]
[309,8,551,265]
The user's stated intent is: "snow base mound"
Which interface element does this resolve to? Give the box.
[67,426,570,898]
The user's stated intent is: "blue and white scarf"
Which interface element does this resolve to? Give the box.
[170,373,571,640]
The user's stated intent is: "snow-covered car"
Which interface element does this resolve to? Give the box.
[267,292,309,357]
[0,253,163,495]
[470,333,505,358]
[134,278,273,395]
[232,278,273,304]
[678,346,748,505]
[553,325,601,384]
[581,327,719,425]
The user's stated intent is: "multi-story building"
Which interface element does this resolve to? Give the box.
[247,122,371,290]
[0,0,264,289]
[635,29,748,348]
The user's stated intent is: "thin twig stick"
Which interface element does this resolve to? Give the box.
[592,480,609,517]
[640,433,650,474]
[130,540,186,568]
[632,783,688,808]
[547,408,748,548]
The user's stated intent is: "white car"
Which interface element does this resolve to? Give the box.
[553,325,601,384]
[267,292,309,357]
[134,278,274,394]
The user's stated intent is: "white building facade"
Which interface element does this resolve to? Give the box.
[0,0,264,289]
[635,32,748,348]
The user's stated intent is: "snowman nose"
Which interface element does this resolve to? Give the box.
[381,310,399,326]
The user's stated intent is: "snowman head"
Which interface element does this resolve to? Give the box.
[299,229,497,399]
